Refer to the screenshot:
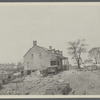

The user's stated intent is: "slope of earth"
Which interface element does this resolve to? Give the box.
[1,70,100,95]
[30,70,100,95]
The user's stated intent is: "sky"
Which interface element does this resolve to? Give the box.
[0,3,100,64]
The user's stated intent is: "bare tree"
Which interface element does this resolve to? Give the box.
[89,47,100,64]
[68,39,87,69]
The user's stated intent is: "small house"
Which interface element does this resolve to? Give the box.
[23,41,69,75]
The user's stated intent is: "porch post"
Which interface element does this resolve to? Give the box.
[64,59,65,65]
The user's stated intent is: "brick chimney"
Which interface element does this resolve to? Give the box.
[33,41,37,47]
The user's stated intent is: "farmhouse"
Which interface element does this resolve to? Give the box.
[24,41,69,75]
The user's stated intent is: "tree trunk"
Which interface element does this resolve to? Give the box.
[77,59,81,69]
[77,62,80,69]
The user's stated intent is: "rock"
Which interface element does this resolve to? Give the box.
[83,90,86,95]
[91,84,95,88]
[58,79,64,83]
[45,88,55,95]
[72,90,75,95]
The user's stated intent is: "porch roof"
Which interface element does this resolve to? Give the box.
[56,55,68,59]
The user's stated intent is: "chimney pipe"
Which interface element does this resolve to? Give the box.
[49,46,52,50]
[60,51,63,55]
[33,41,37,47]
[52,49,55,53]
[56,50,59,53]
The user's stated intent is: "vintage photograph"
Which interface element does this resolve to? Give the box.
[0,3,100,96]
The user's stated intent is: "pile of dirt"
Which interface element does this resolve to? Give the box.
[1,70,100,95]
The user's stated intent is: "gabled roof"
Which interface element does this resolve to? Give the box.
[24,45,67,59]
[23,47,33,57]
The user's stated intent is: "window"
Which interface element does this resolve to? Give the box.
[50,61,56,66]
[39,53,42,59]
[57,61,60,65]
[31,54,34,59]
[27,62,29,67]
[50,61,60,66]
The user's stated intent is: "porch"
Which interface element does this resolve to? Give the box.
[48,56,69,73]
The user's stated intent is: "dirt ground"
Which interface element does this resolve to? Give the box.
[1,69,100,95]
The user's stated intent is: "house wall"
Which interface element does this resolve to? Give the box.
[24,46,56,71]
